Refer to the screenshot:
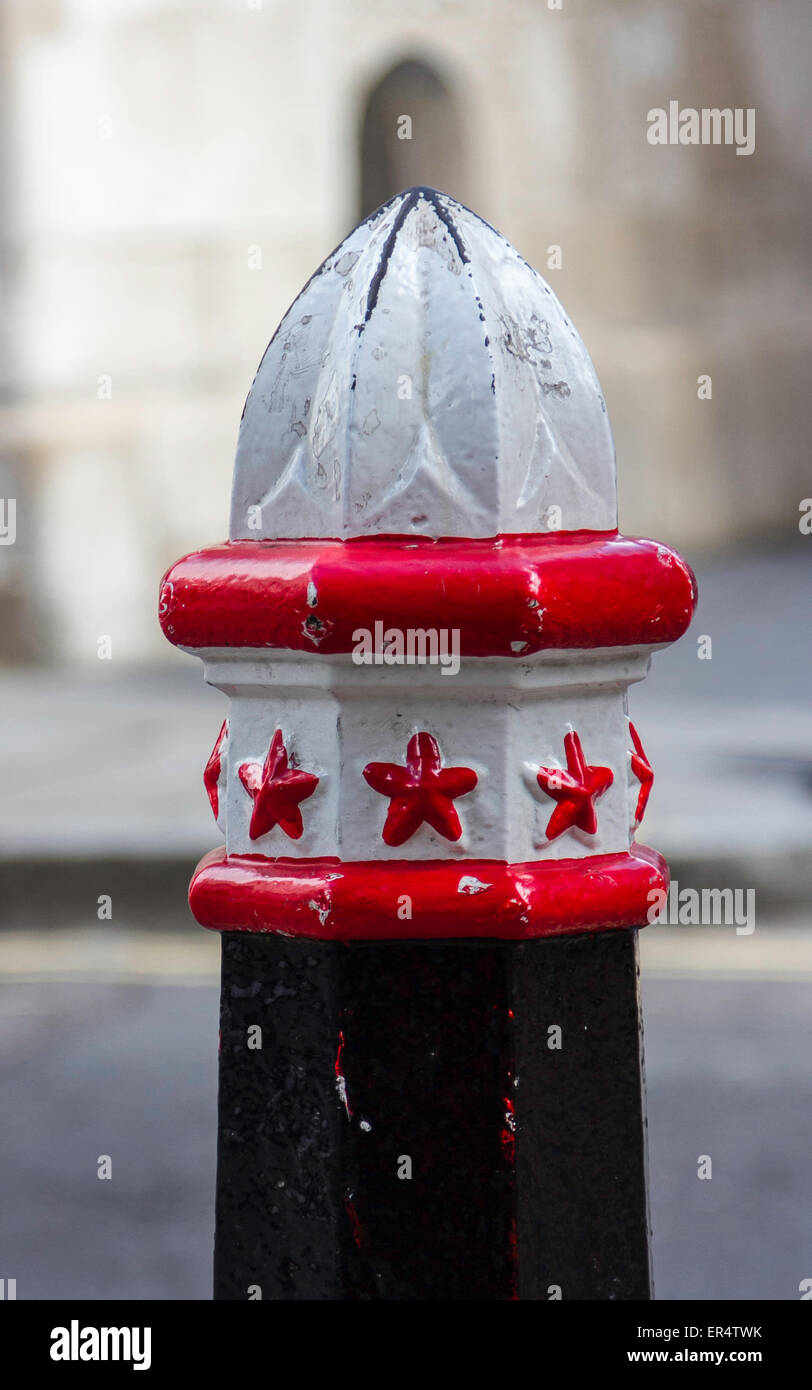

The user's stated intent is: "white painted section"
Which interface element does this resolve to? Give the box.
[199,648,653,862]
[231,189,616,540]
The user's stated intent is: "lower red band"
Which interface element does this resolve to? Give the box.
[189,845,667,941]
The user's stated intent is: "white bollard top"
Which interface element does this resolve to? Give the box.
[231,187,616,540]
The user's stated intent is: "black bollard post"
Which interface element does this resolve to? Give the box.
[213,931,651,1300]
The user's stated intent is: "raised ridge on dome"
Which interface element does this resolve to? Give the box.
[231,187,617,540]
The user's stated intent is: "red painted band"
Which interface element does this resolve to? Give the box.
[159,531,697,657]
[189,844,667,941]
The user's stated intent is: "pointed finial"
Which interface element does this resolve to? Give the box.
[231,187,616,539]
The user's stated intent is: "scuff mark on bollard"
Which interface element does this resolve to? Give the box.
[302,612,333,645]
[500,1093,516,1164]
[458,875,492,895]
[335,1030,352,1120]
[307,897,331,929]
[335,251,360,277]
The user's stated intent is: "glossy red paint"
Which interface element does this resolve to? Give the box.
[344,1197,364,1251]
[203,719,228,820]
[629,721,654,826]
[536,730,613,840]
[363,732,478,846]
[238,728,319,841]
[188,844,667,941]
[158,530,697,657]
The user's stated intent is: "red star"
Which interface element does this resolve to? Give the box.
[536,730,613,840]
[203,719,228,820]
[629,721,654,825]
[238,729,319,840]
[363,732,477,846]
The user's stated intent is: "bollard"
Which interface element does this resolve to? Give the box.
[159,188,696,1301]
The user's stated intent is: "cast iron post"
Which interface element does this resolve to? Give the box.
[160,187,696,1300]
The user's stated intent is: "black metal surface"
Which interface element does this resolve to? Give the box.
[214,938,341,1300]
[513,929,652,1300]
[214,930,651,1300]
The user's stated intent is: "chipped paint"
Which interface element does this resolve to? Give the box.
[307,897,331,928]
[458,875,492,895]
[500,1094,516,1165]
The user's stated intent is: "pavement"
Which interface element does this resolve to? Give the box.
[0,921,810,1300]
[632,540,812,903]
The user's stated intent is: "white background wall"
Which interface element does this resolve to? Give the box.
[2,0,810,660]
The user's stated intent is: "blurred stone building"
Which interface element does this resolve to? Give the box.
[1,0,810,661]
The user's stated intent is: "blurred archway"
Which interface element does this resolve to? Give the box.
[359,57,466,217]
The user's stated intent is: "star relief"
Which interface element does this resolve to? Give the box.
[628,721,654,825]
[536,730,613,841]
[363,732,478,847]
[238,729,319,841]
[203,719,228,820]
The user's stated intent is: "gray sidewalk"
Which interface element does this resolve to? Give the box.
[0,543,809,920]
